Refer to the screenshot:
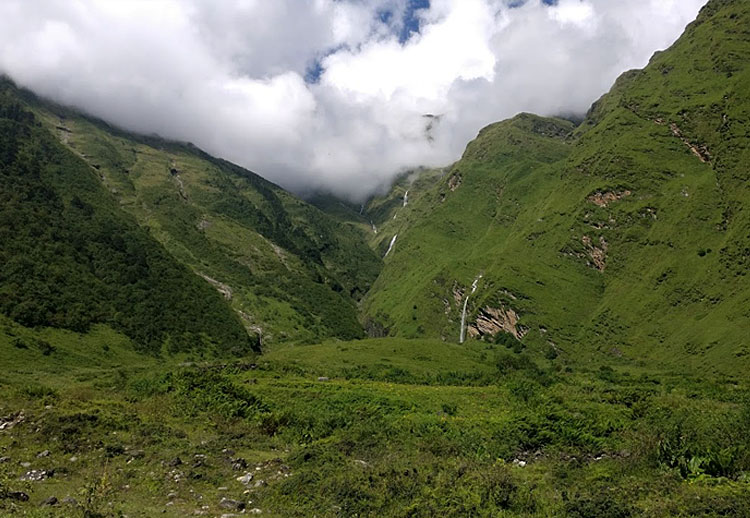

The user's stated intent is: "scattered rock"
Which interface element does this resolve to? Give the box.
[236,473,254,485]
[167,492,178,500]
[448,172,462,191]
[69,456,78,463]
[353,460,370,469]
[587,190,631,208]
[168,457,183,467]
[62,496,78,506]
[219,497,245,511]
[7,491,29,502]
[0,411,25,430]
[317,377,330,382]
[0,456,10,463]
[512,459,527,468]
[20,461,31,468]
[37,450,51,458]
[217,487,228,491]
[249,509,263,515]
[198,273,232,300]
[231,458,247,471]
[582,235,608,271]
[21,469,53,482]
[669,122,711,162]
[41,496,58,506]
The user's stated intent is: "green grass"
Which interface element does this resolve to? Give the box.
[362,0,750,375]
[1,327,749,517]
[2,1,750,515]
[8,83,381,346]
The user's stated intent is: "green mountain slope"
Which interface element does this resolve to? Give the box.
[363,0,750,375]
[0,85,256,355]
[7,82,381,345]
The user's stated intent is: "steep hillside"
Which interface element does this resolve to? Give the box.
[0,84,256,355]
[9,82,381,345]
[363,0,750,374]
[309,167,447,258]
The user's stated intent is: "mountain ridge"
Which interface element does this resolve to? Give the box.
[361,0,750,375]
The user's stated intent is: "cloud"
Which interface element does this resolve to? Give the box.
[0,0,706,200]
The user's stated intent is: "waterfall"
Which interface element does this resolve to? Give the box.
[384,234,398,258]
[459,275,482,344]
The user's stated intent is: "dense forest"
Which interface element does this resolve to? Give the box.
[0,83,257,355]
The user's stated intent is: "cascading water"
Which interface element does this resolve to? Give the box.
[403,190,409,207]
[384,234,398,258]
[459,275,482,344]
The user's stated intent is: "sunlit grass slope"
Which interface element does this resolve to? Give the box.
[363,0,750,375]
[2,324,749,517]
[17,86,381,345]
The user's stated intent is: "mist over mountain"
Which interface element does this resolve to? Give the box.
[0,0,705,200]
[3,1,750,515]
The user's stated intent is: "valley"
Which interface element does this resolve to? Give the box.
[1,0,750,516]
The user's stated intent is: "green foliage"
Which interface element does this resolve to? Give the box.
[362,0,750,376]
[130,369,270,420]
[2,330,750,517]
[0,80,257,355]
[9,81,380,345]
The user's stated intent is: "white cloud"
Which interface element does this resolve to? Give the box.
[0,0,706,200]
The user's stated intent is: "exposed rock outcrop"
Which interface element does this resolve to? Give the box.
[582,235,608,271]
[669,123,711,163]
[448,173,462,191]
[587,190,631,208]
[198,273,232,300]
[467,305,528,340]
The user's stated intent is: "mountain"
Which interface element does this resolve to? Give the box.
[362,0,750,375]
[3,1,750,516]
[0,83,257,355]
[1,79,381,347]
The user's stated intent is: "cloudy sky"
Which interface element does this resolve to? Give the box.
[0,0,706,200]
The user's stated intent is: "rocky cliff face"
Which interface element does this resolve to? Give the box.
[468,306,529,341]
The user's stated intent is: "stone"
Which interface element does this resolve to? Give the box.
[236,473,254,485]
[62,496,78,505]
[37,450,51,458]
[0,456,10,463]
[41,496,58,506]
[317,377,330,382]
[0,411,25,430]
[21,469,52,481]
[231,458,247,471]
[8,491,29,502]
[219,497,245,511]
[167,457,182,467]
